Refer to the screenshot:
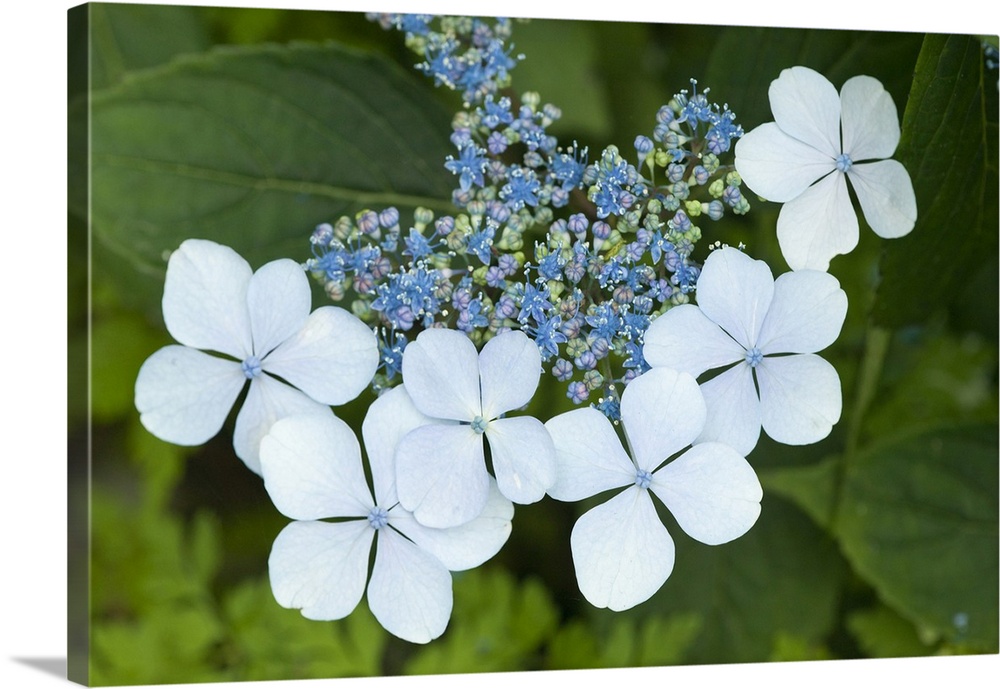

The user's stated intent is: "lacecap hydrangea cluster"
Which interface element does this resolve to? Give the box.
[135,12,918,645]
[310,13,750,415]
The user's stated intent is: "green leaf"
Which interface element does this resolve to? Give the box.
[863,327,998,441]
[835,423,999,650]
[91,606,227,685]
[641,495,846,663]
[89,312,168,424]
[759,456,839,530]
[767,632,834,662]
[873,35,999,327]
[125,420,188,511]
[545,613,701,670]
[847,604,936,658]
[80,41,456,316]
[510,19,613,140]
[85,3,213,90]
[704,27,924,131]
[222,578,385,680]
[403,567,558,674]
[189,512,223,586]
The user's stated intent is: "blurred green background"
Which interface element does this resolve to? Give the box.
[67,3,998,685]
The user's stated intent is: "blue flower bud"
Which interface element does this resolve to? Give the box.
[379,207,400,228]
[552,358,573,381]
[566,381,589,404]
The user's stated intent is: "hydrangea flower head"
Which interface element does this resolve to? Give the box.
[395,328,557,528]
[545,367,762,611]
[735,66,917,270]
[134,239,378,473]
[260,386,513,644]
[642,246,847,455]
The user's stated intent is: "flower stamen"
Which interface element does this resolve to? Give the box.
[367,506,389,530]
[470,415,489,434]
[635,469,652,490]
[241,355,263,379]
[744,347,764,368]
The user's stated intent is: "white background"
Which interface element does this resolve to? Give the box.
[3,0,997,687]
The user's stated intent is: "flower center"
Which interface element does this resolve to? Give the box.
[241,355,263,379]
[744,347,764,368]
[634,469,652,490]
[367,506,389,530]
[835,153,853,173]
[471,415,489,434]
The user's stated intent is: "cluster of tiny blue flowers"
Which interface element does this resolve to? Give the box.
[306,15,752,417]
[367,13,520,105]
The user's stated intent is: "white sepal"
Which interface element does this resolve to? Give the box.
[268,520,373,621]
[571,487,675,612]
[651,442,762,546]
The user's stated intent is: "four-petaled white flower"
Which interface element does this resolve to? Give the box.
[134,239,378,473]
[643,246,847,456]
[395,328,557,529]
[260,386,514,644]
[545,367,762,611]
[735,65,917,271]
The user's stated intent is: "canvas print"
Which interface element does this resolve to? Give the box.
[67,2,999,686]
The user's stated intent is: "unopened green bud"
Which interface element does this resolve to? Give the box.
[547,279,565,300]
[709,179,726,198]
[521,91,540,110]
[534,206,554,226]
[685,200,702,217]
[583,370,605,390]
[620,210,642,232]
[725,171,743,186]
[404,34,427,55]
[414,207,434,228]
[351,299,372,320]
[566,337,588,358]
[506,213,526,233]
[496,227,523,252]
[643,213,664,233]
[446,229,467,252]
[472,265,490,286]
[434,279,454,302]
[334,216,353,240]
[467,200,486,218]
[430,253,451,271]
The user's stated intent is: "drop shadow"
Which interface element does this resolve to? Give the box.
[11,657,67,679]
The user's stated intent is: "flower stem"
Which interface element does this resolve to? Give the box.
[845,323,891,457]
[830,322,891,526]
